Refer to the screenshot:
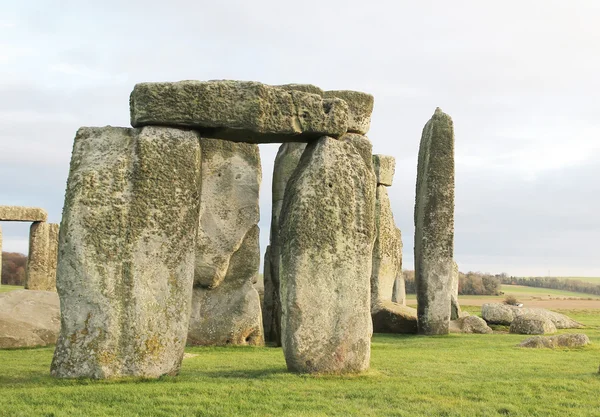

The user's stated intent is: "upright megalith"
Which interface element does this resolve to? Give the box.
[280,136,375,373]
[188,137,264,346]
[450,262,461,320]
[51,126,202,379]
[263,142,306,345]
[392,229,406,305]
[414,108,455,335]
[25,222,59,291]
[130,81,349,143]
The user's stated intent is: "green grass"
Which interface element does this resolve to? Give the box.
[0,285,23,293]
[500,285,600,299]
[1,309,599,416]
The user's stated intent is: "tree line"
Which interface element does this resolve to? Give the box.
[500,276,600,296]
[403,270,502,296]
[1,252,27,286]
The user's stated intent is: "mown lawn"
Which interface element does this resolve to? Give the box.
[1,309,599,416]
[0,285,23,293]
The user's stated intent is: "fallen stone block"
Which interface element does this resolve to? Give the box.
[372,301,418,334]
[519,334,590,348]
[510,314,557,335]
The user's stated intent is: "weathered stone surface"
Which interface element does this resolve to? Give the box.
[188,226,264,346]
[372,154,396,186]
[280,136,376,373]
[449,315,493,334]
[371,186,402,311]
[0,290,60,348]
[194,138,261,289]
[372,301,418,334]
[0,226,2,288]
[510,314,557,335]
[481,303,582,329]
[519,334,591,348]
[0,206,47,222]
[25,222,59,291]
[392,272,406,305]
[130,80,349,142]
[264,142,307,345]
[414,108,455,335]
[277,84,324,96]
[450,261,461,320]
[324,90,374,134]
[51,126,201,379]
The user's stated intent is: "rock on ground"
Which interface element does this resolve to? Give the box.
[414,108,455,335]
[188,225,264,346]
[481,303,582,328]
[194,138,261,289]
[280,136,375,373]
[519,334,591,348]
[0,206,47,222]
[372,301,418,334]
[509,314,557,335]
[264,142,307,345]
[130,80,349,143]
[0,290,60,348]
[449,315,493,334]
[51,126,201,379]
[25,222,59,291]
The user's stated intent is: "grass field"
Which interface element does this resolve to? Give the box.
[0,285,23,293]
[1,308,599,416]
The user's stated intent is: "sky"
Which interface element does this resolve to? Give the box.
[1,0,599,276]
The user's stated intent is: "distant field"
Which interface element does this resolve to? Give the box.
[501,284,600,299]
[518,276,600,284]
[0,285,23,293]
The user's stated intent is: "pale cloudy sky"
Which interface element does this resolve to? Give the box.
[1,1,599,276]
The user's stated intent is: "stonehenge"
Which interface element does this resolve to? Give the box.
[414,108,455,335]
[52,126,202,379]
[51,80,381,377]
[279,135,375,373]
[0,205,58,291]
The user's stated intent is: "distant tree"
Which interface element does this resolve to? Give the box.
[1,252,27,286]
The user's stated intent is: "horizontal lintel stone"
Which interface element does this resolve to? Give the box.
[0,206,48,222]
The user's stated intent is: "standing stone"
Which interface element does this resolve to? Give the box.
[280,136,375,373]
[130,81,349,142]
[372,154,396,187]
[0,225,2,287]
[25,222,59,291]
[264,142,306,345]
[371,186,401,310]
[188,138,263,346]
[450,261,461,320]
[414,108,455,335]
[51,126,201,379]
[392,229,406,306]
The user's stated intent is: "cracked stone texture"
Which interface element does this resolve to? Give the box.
[280,136,375,374]
[450,261,461,320]
[25,222,59,291]
[449,315,493,334]
[372,154,396,186]
[264,142,307,345]
[130,80,349,143]
[194,138,261,289]
[0,206,47,222]
[0,290,60,348]
[414,108,455,335]
[391,229,405,305]
[519,334,590,348]
[371,186,402,311]
[188,225,263,346]
[51,126,201,379]
[324,90,374,134]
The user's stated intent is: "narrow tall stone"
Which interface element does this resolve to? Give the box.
[0,225,2,287]
[391,228,405,305]
[450,261,461,320]
[414,108,455,335]
[25,222,59,291]
[264,142,306,345]
[280,136,375,374]
[188,138,263,346]
[51,126,201,379]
